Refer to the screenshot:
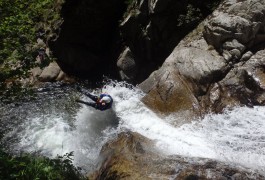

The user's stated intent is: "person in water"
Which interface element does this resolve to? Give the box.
[76,87,113,111]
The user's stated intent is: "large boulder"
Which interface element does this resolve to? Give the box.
[140,0,265,118]
[90,0,265,178]
[203,0,265,62]
[202,49,265,112]
[140,65,200,122]
[37,62,75,83]
[91,132,264,179]
[119,0,221,82]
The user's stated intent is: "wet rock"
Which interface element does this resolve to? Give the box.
[140,21,227,117]
[140,65,200,123]
[91,132,264,180]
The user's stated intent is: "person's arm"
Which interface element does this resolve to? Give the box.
[76,99,98,109]
[75,99,88,105]
[76,86,99,102]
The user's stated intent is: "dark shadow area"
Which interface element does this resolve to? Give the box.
[119,0,222,83]
[50,0,127,81]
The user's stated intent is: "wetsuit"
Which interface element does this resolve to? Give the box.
[76,92,113,111]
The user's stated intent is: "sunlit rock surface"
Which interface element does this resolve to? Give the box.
[118,0,220,82]
[141,0,265,117]
[91,132,264,179]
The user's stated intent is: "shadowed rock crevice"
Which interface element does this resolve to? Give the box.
[117,0,221,83]
[50,0,127,80]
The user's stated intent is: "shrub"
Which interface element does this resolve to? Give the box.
[0,0,63,87]
[0,150,84,180]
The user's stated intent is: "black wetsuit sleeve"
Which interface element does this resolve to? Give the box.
[83,92,99,102]
[76,99,97,108]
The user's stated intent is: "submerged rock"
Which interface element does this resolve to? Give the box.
[91,132,264,179]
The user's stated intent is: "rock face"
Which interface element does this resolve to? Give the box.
[202,49,265,112]
[118,0,220,82]
[49,0,219,82]
[43,0,265,178]
[140,0,265,117]
[91,132,264,180]
[117,47,137,81]
[29,62,74,84]
[204,0,265,62]
[91,0,265,178]
[140,65,201,122]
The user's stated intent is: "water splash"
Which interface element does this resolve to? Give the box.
[105,82,265,174]
[1,81,265,174]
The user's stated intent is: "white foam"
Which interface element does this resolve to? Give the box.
[14,81,265,174]
[105,82,265,174]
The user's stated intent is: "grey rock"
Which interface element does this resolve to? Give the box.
[204,49,265,112]
[141,0,265,116]
[223,50,233,62]
[240,51,253,62]
[165,47,226,85]
[117,47,137,80]
[120,0,219,82]
[39,62,61,82]
[229,48,241,59]
[222,39,245,52]
[203,0,265,59]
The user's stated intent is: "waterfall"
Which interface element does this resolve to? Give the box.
[1,81,265,174]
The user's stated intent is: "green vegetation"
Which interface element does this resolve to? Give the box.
[0,1,84,179]
[0,0,63,90]
[177,0,221,26]
[0,150,84,180]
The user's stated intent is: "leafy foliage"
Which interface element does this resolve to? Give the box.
[0,0,63,88]
[0,150,84,180]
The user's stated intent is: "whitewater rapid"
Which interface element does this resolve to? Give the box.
[3,81,265,174]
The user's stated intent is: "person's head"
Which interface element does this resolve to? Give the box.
[100,96,111,105]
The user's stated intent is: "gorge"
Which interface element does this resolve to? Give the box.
[1,0,265,179]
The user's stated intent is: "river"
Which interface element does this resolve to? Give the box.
[0,81,265,175]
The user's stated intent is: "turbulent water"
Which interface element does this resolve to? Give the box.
[1,81,265,174]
